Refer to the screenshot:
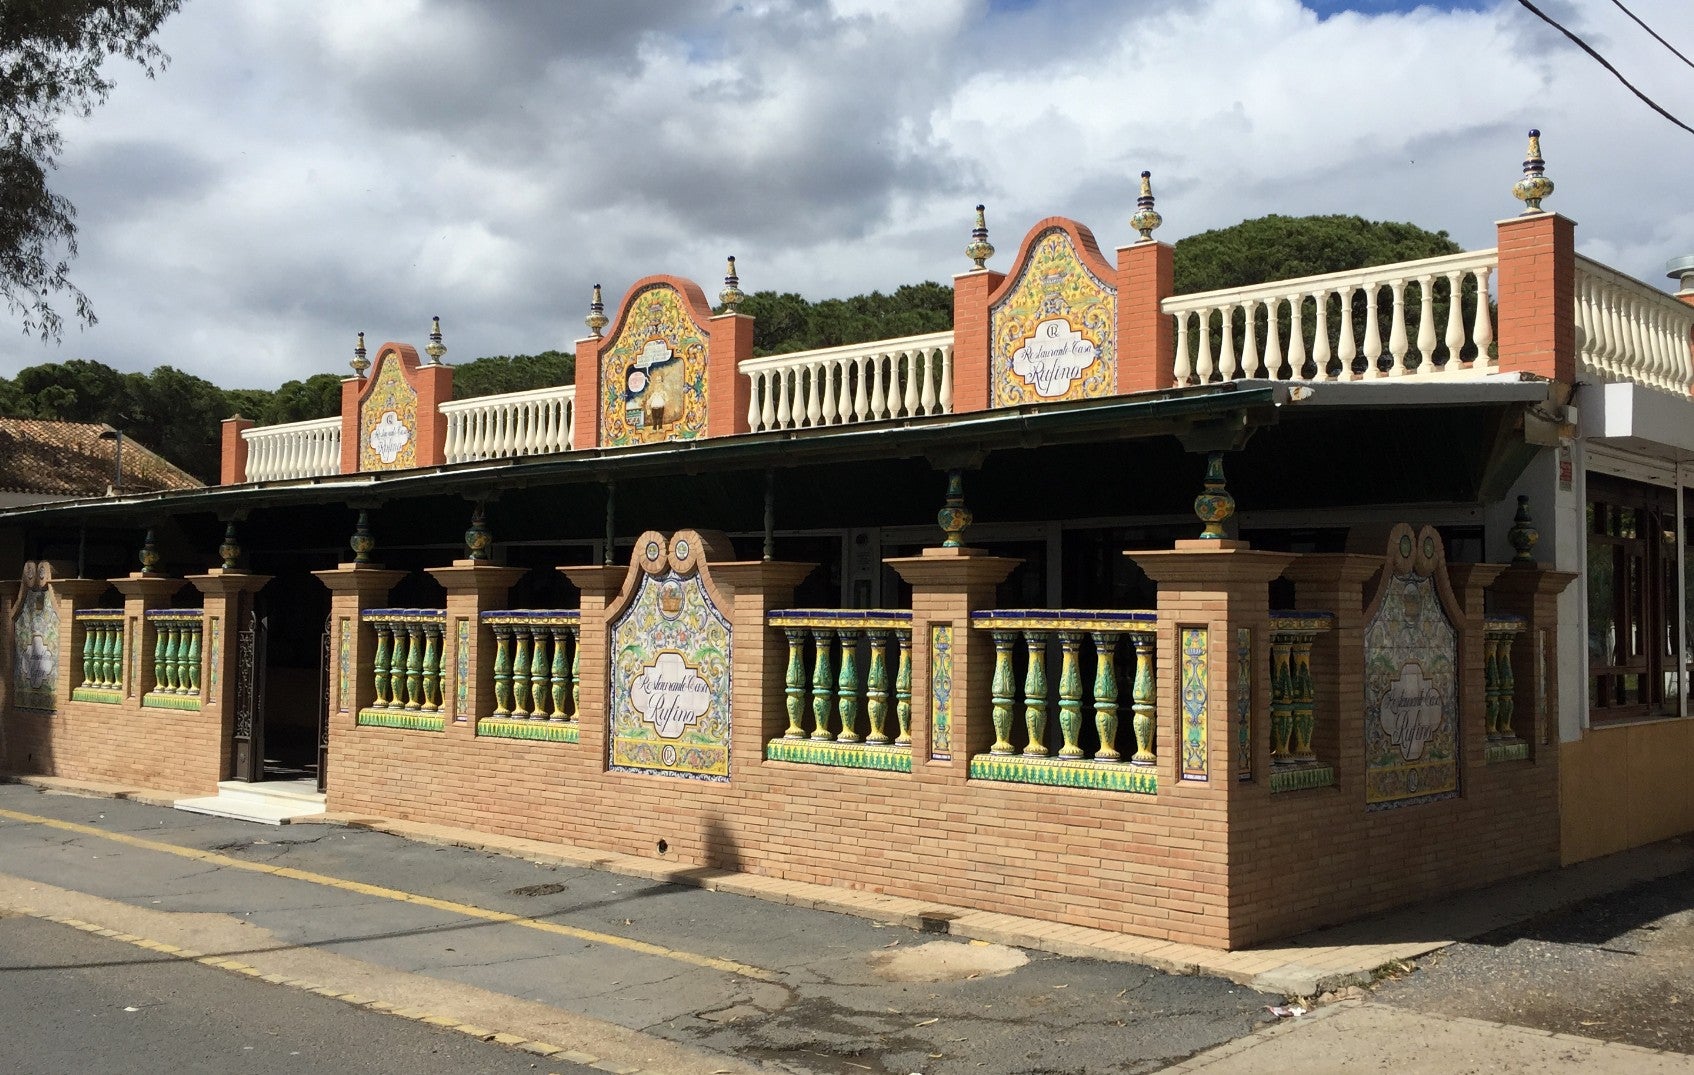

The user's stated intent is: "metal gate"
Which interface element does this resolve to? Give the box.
[231,609,268,782]
[316,614,331,792]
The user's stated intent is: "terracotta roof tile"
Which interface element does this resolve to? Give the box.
[0,418,203,497]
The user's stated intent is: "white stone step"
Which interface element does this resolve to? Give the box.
[173,779,326,825]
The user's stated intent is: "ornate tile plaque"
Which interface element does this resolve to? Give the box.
[1181,626,1208,780]
[930,624,954,761]
[989,222,1117,407]
[11,562,59,711]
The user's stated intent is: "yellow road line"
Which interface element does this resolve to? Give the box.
[0,806,776,982]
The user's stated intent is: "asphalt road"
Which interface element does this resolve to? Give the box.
[0,783,1277,1074]
[0,913,597,1075]
[1373,863,1694,1054]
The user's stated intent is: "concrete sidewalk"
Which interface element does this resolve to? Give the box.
[12,773,1694,998]
[1163,1000,1694,1074]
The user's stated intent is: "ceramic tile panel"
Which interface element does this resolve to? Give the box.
[1181,626,1208,781]
[358,351,419,471]
[11,562,58,711]
[989,224,1117,407]
[600,284,709,447]
[930,624,954,761]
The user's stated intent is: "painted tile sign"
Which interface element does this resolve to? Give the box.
[359,349,419,470]
[11,561,59,711]
[600,283,709,448]
[608,530,732,781]
[1364,525,1460,807]
[989,222,1117,407]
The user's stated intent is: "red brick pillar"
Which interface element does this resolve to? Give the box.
[884,548,1019,780]
[219,416,254,485]
[950,269,1004,414]
[425,561,526,735]
[1495,213,1576,382]
[311,565,407,723]
[558,564,626,763]
[1127,541,1293,948]
[1117,241,1175,393]
[48,577,110,705]
[185,569,272,766]
[110,572,187,700]
[574,334,603,449]
[707,313,755,438]
[411,362,453,467]
[709,560,818,759]
[339,376,363,475]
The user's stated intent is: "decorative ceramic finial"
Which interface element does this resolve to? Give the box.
[464,504,492,560]
[719,256,744,312]
[1130,170,1163,242]
[425,315,447,364]
[350,331,370,377]
[139,528,161,575]
[218,523,241,571]
[937,470,973,548]
[1512,129,1554,214]
[965,204,995,271]
[585,284,608,337]
[349,510,375,565]
[1194,452,1236,540]
[1666,255,1694,296]
[1508,495,1540,564]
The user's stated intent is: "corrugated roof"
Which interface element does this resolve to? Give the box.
[0,418,203,497]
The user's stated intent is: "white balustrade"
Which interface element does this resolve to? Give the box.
[440,385,576,464]
[742,331,954,433]
[1165,250,1497,386]
[241,417,341,481]
[1575,257,1694,396]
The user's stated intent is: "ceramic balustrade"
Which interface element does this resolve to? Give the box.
[441,385,577,464]
[240,417,341,481]
[478,611,581,743]
[359,609,448,731]
[1484,614,1529,762]
[766,610,914,771]
[72,610,125,702]
[1164,250,1497,386]
[142,609,203,710]
[1267,611,1336,792]
[742,332,954,434]
[1575,257,1694,396]
[967,611,1158,794]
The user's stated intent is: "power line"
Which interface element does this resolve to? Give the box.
[1610,0,1694,72]
[1515,0,1694,137]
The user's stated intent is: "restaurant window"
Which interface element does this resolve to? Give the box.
[1587,474,1683,722]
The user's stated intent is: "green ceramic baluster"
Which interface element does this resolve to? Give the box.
[372,622,392,708]
[894,631,913,747]
[421,622,441,712]
[80,621,96,689]
[1092,631,1121,761]
[404,623,425,710]
[1130,633,1156,765]
[1291,635,1316,762]
[989,631,1017,754]
[491,624,512,717]
[1056,631,1084,758]
[783,628,808,738]
[865,629,890,745]
[1022,631,1049,757]
[529,624,549,718]
[810,628,835,741]
[153,620,168,694]
[570,625,581,719]
[836,628,862,743]
[186,622,202,694]
[549,625,569,720]
[510,627,532,716]
[1269,636,1293,763]
[1498,633,1517,738]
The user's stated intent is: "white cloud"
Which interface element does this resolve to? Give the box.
[3,0,1690,388]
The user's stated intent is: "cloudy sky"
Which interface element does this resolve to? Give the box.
[2,0,1690,390]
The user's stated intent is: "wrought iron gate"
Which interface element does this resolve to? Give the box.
[316,614,331,792]
[231,609,268,782]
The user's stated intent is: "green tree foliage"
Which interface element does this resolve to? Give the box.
[1,1,182,340]
[1172,214,1462,294]
[453,350,575,398]
[732,282,953,355]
